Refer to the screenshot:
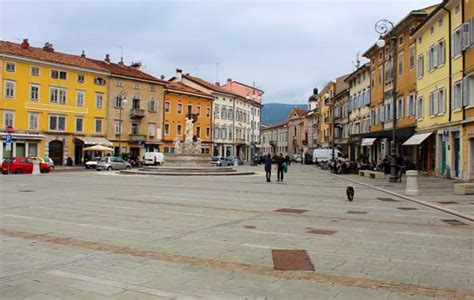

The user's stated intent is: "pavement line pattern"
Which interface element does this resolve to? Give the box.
[106,197,472,228]
[1,228,472,299]
[334,173,474,222]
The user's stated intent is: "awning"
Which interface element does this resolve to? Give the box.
[0,133,44,140]
[75,136,112,146]
[402,132,433,146]
[361,138,376,146]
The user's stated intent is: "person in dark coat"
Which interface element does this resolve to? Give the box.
[285,155,291,166]
[264,154,272,182]
[276,153,285,182]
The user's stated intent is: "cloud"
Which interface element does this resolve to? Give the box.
[1,0,440,103]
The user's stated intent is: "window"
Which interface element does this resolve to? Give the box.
[221,107,227,120]
[165,101,170,113]
[177,124,182,136]
[419,36,423,44]
[75,117,84,132]
[49,115,66,131]
[397,98,404,119]
[149,100,157,112]
[438,88,446,114]
[196,105,201,116]
[31,66,39,76]
[187,104,192,115]
[228,108,233,120]
[134,83,140,89]
[454,27,462,57]
[28,113,38,130]
[5,80,15,98]
[430,26,434,35]
[51,70,58,79]
[429,90,438,116]
[96,93,103,108]
[206,127,210,138]
[164,123,170,135]
[417,97,424,119]
[214,104,220,118]
[113,96,124,108]
[6,62,15,72]
[177,103,182,114]
[462,21,472,51]
[379,51,383,60]
[454,4,460,15]
[131,123,139,135]
[50,87,67,104]
[407,94,416,117]
[114,121,122,134]
[378,65,383,85]
[59,71,67,80]
[371,70,375,88]
[453,80,462,109]
[438,39,445,66]
[94,77,106,85]
[95,119,102,134]
[399,35,404,46]
[428,45,438,71]
[206,107,210,117]
[30,84,39,101]
[466,74,474,106]
[150,85,156,92]
[76,91,84,106]
[438,18,443,28]
[148,123,155,137]
[417,54,424,79]
[409,44,415,69]
[398,51,404,76]
[77,74,84,83]
[116,80,123,87]
[4,111,14,127]
[196,126,200,137]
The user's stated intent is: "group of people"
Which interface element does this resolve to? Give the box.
[264,153,288,182]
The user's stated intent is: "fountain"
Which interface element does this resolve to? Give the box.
[120,117,255,176]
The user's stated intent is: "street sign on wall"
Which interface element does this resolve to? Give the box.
[5,134,12,144]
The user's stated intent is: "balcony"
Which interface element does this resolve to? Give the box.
[129,134,146,142]
[324,116,332,123]
[269,140,277,146]
[235,138,247,144]
[130,108,145,118]
[324,98,332,106]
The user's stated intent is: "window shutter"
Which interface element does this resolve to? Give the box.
[439,89,445,114]
[462,22,471,51]
[470,18,474,48]
[400,98,404,119]
[451,33,455,58]
[463,77,468,106]
[433,46,438,68]
[451,83,455,110]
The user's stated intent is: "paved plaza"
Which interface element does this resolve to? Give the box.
[0,165,473,299]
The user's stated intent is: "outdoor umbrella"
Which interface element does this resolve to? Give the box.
[83,144,114,152]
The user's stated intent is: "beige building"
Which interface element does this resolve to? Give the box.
[262,121,288,156]
[306,88,320,150]
[287,107,308,156]
[91,56,166,159]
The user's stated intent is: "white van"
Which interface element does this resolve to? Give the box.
[312,148,346,163]
[144,152,164,166]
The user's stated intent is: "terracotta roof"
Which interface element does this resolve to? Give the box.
[182,73,242,97]
[262,121,288,130]
[0,40,108,72]
[89,59,166,84]
[293,107,308,117]
[165,81,213,98]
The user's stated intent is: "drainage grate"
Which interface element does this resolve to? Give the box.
[346,211,368,214]
[397,207,418,211]
[307,229,337,235]
[272,249,315,271]
[274,208,308,214]
[441,219,468,226]
[244,225,256,229]
[438,201,459,205]
[377,197,399,202]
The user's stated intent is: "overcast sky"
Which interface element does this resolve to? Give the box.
[1,0,439,104]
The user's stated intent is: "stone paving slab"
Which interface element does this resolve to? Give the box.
[0,165,473,299]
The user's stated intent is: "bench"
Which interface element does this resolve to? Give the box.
[368,171,386,179]
[359,170,369,177]
[454,183,474,195]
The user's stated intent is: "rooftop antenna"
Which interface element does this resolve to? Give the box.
[117,45,124,64]
[352,52,361,71]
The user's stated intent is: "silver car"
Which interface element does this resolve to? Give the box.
[96,157,131,171]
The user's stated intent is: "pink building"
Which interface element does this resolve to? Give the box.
[222,79,263,104]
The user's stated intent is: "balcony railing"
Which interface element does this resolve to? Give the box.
[324,98,332,106]
[324,116,332,123]
[235,138,246,144]
[130,108,145,118]
[269,140,277,146]
[129,134,146,142]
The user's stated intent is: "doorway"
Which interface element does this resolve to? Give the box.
[453,132,461,177]
[74,140,84,165]
[49,140,64,166]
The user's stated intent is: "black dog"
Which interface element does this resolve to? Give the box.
[346,185,354,201]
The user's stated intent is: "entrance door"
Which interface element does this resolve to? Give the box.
[454,133,460,177]
[441,140,447,176]
[74,141,84,165]
[49,140,64,166]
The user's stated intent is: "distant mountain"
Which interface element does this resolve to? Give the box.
[261,103,307,125]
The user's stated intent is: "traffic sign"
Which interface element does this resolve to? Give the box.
[5,134,12,144]
[6,125,13,134]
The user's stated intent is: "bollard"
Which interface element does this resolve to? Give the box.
[32,160,41,175]
[404,170,419,196]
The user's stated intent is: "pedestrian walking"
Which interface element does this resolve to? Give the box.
[264,154,272,182]
[285,155,291,166]
[276,153,285,182]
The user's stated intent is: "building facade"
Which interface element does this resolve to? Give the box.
[287,107,308,156]
[163,82,213,153]
[306,88,320,151]
[0,40,109,165]
[333,84,350,155]
[262,121,288,156]
[463,0,474,181]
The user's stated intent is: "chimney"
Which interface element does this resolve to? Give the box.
[130,62,142,70]
[105,54,110,63]
[81,50,86,58]
[227,78,232,83]
[43,42,54,52]
[215,82,220,86]
[176,69,182,81]
[21,39,29,49]
[160,75,165,80]
[119,56,124,66]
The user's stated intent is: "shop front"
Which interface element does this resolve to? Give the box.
[0,133,44,162]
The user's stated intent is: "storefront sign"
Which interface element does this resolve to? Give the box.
[5,134,12,144]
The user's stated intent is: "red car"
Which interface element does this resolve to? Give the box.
[2,157,51,174]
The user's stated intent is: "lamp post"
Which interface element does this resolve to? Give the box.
[375,19,398,183]
[118,94,127,157]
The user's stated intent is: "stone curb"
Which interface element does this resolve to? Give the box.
[331,172,474,223]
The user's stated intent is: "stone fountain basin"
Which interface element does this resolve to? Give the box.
[119,168,255,176]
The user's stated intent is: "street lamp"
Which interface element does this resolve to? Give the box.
[375,19,399,183]
[118,94,127,157]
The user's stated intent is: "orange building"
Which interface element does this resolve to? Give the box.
[163,82,214,154]
[463,0,474,180]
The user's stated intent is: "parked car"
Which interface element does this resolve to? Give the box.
[2,157,51,174]
[96,157,131,171]
[85,157,101,169]
[226,156,244,166]
[312,148,347,164]
[30,157,55,171]
[292,154,303,162]
[211,156,228,166]
[144,152,164,166]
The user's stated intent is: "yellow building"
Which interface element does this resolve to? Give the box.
[411,0,468,179]
[0,39,109,165]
